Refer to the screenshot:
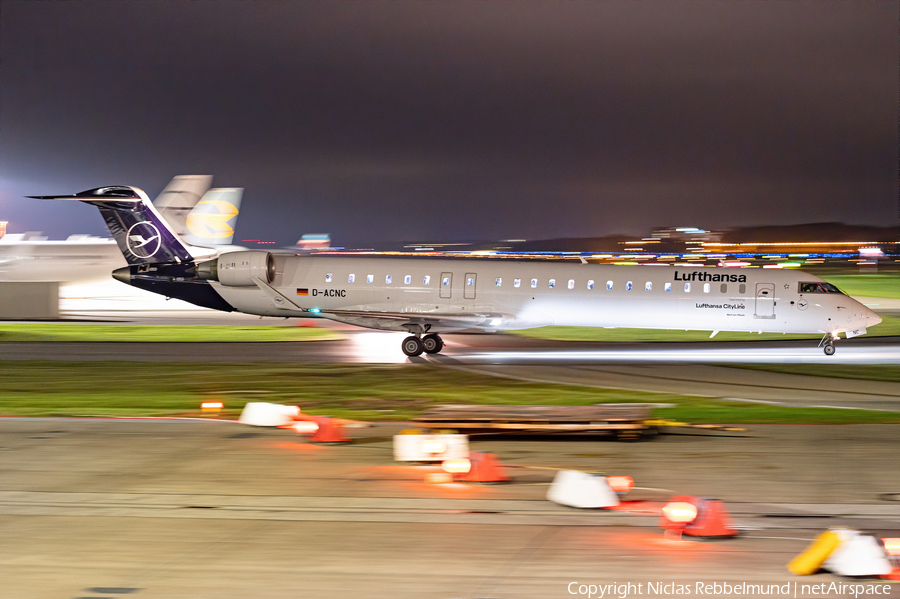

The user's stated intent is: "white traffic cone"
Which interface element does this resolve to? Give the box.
[547,470,619,509]
[824,529,893,577]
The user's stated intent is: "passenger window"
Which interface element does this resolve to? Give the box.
[366,274,374,284]
[442,276,450,286]
[348,273,355,283]
[495,277,502,287]
[325,273,332,283]
[739,283,746,294]
[549,279,556,289]
[684,283,691,292]
[466,277,474,286]
[703,283,710,293]
[385,274,392,284]
[665,282,671,292]
[645,282,652,291]
[587,280,594,290]
[531,278,538,288]
[606,280,613,290]
[720,283,727,293]
[567,279,575,289]
[424,275,431,285]
[404,275,411,285]
[626,281,633,291]
[514,278,521,288]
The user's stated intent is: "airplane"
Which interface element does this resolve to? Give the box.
[31,184,882,356]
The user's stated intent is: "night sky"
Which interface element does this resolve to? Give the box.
[0,1,896,246]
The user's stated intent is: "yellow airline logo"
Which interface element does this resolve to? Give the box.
[186,199,239,239]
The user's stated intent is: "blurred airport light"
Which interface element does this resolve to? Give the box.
[883,538,900,557]
[420,440,446,455]
[292,421,320,434]
[441,458,472,474]
[661,501,698,524]
[606,475,634,494]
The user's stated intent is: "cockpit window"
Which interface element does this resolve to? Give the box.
[799,282,843,294]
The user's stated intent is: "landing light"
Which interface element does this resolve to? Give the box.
[662,501,698,524]
[309,308,321,314]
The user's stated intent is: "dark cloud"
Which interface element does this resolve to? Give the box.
[0,1,896,244]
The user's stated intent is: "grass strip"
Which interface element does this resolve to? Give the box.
[723,364,900,384]
[0,324,341,343]
[0,362,897,424]
[821,274,900,300]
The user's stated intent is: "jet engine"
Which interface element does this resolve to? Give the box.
[198,251,274,287]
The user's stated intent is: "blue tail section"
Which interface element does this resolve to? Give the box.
[29,186,194,265]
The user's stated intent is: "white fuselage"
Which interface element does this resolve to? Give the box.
[211,256,880,336]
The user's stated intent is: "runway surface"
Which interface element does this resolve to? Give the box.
[1,418,898,598]
[2,331,899,411]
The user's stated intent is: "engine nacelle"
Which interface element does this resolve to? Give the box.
[198,251,274,287]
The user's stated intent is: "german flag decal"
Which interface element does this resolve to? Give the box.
[296,288,309,296]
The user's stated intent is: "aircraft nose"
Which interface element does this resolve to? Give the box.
[866,307,882,327]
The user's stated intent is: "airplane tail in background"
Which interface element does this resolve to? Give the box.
[151,175,243,247]
[183,187,243,247]
[28,186,195,266]
[153,175,213,236]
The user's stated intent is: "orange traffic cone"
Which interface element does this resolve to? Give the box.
[309,416,349,444]
[683,497,737,538]
[459,452,509,483]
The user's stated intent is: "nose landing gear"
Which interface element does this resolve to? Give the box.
[818,333,838,356]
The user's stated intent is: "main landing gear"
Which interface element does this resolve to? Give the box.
[402,333,444,357]
[819,333,838,356]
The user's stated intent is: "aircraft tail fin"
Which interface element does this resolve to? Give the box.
[183,187,243,247]
[28,186,194,265]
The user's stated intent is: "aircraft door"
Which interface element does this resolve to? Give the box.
[755,283,775,319]
[464,273,477,299]
[440,272,452,299]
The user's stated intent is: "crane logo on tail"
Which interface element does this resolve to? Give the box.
[126,222,162,258]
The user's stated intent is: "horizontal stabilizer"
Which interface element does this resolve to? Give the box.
[28,186,142,202]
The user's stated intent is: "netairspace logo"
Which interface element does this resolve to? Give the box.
[566,581,896,598]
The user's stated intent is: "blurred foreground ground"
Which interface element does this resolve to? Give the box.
[1,418,897,598]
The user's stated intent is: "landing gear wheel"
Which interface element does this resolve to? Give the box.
[823,343,836,356]
[402,336,424,357]
[422,334,444,354]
